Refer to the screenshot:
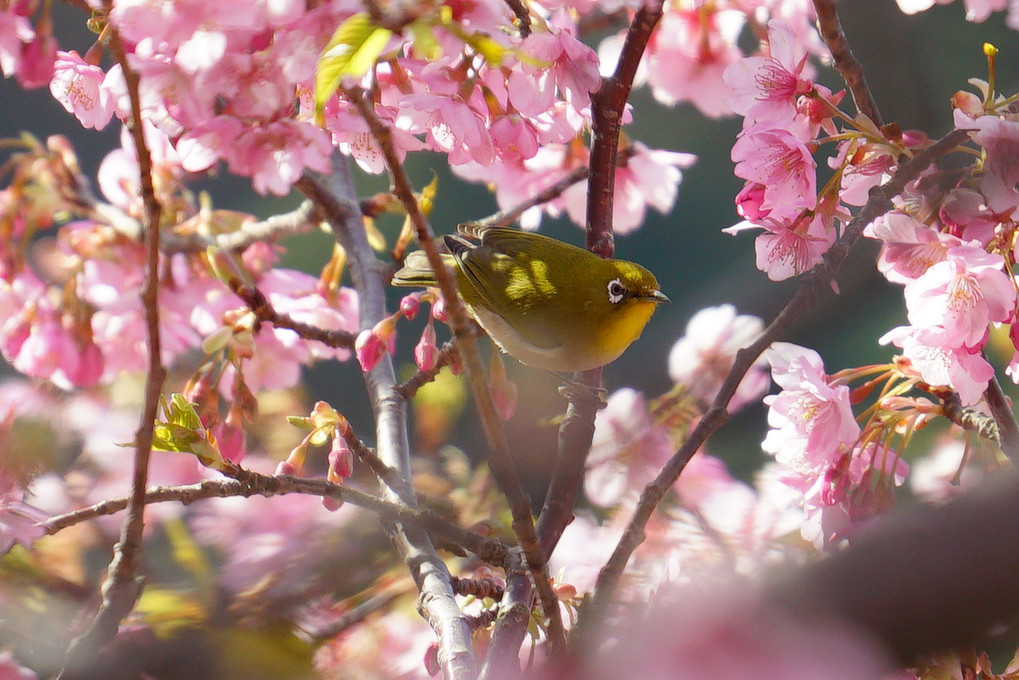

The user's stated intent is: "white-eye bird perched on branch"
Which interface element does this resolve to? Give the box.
[392,226,669,373]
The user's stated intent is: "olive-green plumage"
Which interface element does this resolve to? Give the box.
[392,227,669,372]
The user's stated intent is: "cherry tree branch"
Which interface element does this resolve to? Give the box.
[812,0,883,127]
[570,127,973,647]
[231,281,357,349]
[296,163,479,680]
[466,165,589,231]
[536,0,664,560]
[57,24,168,678]
[983,376,1019,460]
[43,474,513,565]
[937,388,1001,444]
[160,200,321,254]
[341,86,567,655]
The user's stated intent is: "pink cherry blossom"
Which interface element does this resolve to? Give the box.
[0,10,34,78]
[15,25,56,88]
[225,119,333,196]
[641,7,745,118]
[731,125,817,214]
[968,114,1019,213]
[939,188,998,245]
[761,343,860,485]
[49,50,114,130]
[863,211,960,284]
[401,92,496,167]
[725,210,835,282]
[724,19,813,126]
[563,142,695,234]
[830,138,897,206]
[509,12,601,115]
[585,388,673,508]
[903,244,1015,349]
[881,326,995,405]
[668,304,769,411]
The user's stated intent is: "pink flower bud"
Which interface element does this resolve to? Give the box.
[414,320,438,371]
[951,90,984,117]
[214,421,246,464]
[328,434,354,481]
[17,31,56,89]
[275,460,298,476]
[321,496,343,512]
[355,329,388,372]
[399,292,422,320]
[735,182,769,221]
[430,296,448,323]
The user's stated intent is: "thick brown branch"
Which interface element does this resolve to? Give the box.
[812,0,883,127]
[538,0,664,562]
[936,388,1000,445]
[983,376,1019,461]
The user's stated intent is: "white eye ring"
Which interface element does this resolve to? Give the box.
[607,278,626,304]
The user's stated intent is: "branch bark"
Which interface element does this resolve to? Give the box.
[297,164,479,680]
[537,0,665,561]
[57,24,168,679]
[341,87,566,659]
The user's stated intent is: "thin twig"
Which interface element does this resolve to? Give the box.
[570,128,973,647]
[58,24,168,677]
[161,200,322,254]
[231,281,357,350]
[812,0,883,127]
[502,0,531,37]
[298,591,403,641]
[342,86,566,654]
[466,166,589,231]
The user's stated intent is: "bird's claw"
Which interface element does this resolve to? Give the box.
[557,379,607,408]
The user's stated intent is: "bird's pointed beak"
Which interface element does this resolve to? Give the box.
[645,290,670,304]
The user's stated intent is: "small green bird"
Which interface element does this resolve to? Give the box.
[392,226,669,373]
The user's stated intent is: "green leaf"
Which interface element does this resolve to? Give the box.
[315,13,393,123]
[152,423,203,453]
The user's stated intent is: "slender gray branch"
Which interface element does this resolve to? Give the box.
[297,163,480,680]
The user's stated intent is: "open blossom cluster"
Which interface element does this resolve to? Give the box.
[0,0,713,231]
[726,17,1019,408]
[865,89,1019,406]
[721,17,915,282]
[0,128,359,399]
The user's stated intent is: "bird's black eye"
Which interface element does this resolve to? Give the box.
[607,278,627,304]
